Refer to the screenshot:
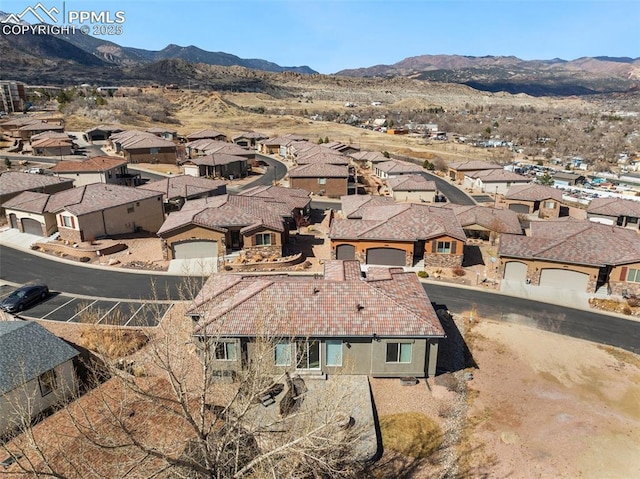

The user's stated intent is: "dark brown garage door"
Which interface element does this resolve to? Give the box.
[336,244,356,261]
[508,203,530,214]
[21,218,44,236]
[366,247,406,266]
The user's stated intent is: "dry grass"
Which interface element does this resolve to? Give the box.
[78,327,149,359]
[379,412,443,459]
[589,297,640,316]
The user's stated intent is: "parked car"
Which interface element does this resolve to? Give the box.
[0,284,49,313]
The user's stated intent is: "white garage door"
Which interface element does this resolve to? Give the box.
[539,269,589,291]
[172,240,218,259]
[22,218,44,236]
[503,261,528,282]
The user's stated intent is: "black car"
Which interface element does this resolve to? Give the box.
[0,284,49,313]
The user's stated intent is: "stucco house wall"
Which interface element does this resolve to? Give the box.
[5,210,57,236]
[289,177,347,198]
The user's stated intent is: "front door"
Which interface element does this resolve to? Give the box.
[296,340,320,370]
[230,230,241,250]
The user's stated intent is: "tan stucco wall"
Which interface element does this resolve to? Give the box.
[125,147,177,164]
[331,239,414,265]
[290,177,347,198]
[501,258,599,291]
[5,210,57,236]
[392,190,436,203]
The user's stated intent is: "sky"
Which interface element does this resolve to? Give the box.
[2,0,639,73]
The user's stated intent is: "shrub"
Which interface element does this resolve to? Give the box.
[451,266,466,277]
[79,256,91,262]
[626,296,639,308]
[417,271,429,278]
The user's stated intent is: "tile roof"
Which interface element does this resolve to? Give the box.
[587,197,640,217]
[258,134,307,146]
[137,175,226,200]
[450,205,523,234]
[505,183,563,202]
[447,160,503,171]
[375,160,423,174]
[47,183,163,216]
[111,130,176,150]
[51,156,127,173]
[30,131,70,141]
[157,194,288,236]
[186,129,226,140]
[296,151,350,165]
[185,139,252,157]
[30,138,73,148]
[350,151,388,163]
[183,153,248,166]
[18,122,64,132]
[340,194,397,218]
[146,127,177,134]
[0,171,74,197]
[85,124,125,134]
[232,131,268,141]
[388,174,437,192]
[288,163,349,178]
[190,260,444,338]
[0,321,79,395]
[330,203,466,242]
[466,169,530,183]
[239,185,311,211]
[2,190,52,213]
[499,219,640,266]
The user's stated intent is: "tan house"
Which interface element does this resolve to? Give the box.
[109,130,177,164]
[349,150,388,169]
[31,138,73,157]
[288,164,349,198]
[330,198,466,268]
[295,150,350,166]
[450,204,523,240]
[51,156,138,187]
[500,219,640,297]
[232,131,268,149]
[587,197,640,231]
[374,160,423,179]
[239,185,312,227]
[180,153,249,179]
[463,169,530,195]
[447,160,503,182]
[0,321,80,438]
[188,260,445,378]
[387,174,437,203]
[505,184,564,218]
[0,171,74,215]
[85,124,125,142]
[184,139,254,161]
[137,175,227,212]
[157,194,292,261]
[186,129,227,142]
[257,134,307,156]
[14,121,65,141]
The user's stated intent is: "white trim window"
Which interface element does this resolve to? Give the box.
[274,341,291,366]
[325,340,343,366]
[436,241,451,254]
[385,342,412,363]
[214,341,236,361]
[255,233,272,246]
[627,269,640,283]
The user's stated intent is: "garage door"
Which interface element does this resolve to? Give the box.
[336,244,356,261]
[21,218,43,236]
[172,240,218,259]
[539,269,589,291]
[366,247,406,266]
[508,203,530,214]
[503,261,528,282]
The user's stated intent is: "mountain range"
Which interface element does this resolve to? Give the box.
[1,14,639,97]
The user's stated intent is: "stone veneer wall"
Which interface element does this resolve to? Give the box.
[423,253,463,268]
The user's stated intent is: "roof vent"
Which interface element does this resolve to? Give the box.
[357,303,365,312]
[313,286,320,294]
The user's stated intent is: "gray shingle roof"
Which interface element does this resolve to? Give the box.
[505,184,563,202]
[0,321,79,395]
[466,169,530,183]
[2,191,52,213]
[190,260,444,338]
[0,171,74,197]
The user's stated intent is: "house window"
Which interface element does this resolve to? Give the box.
[127,206,134,214]
[296,340,320,369]
[38,369,57,397]
[255,233,272,246]
[274,341,291,366]
[318,178,327,185]
[150,147,159,155]
[436,241,451,254]
[627,269,640,283]
[325,340,342,366]
[386,342,412,363]
[62,216,73,228]
[627,217,638,225]
[108,172,112,179]
[544,201,555,208]
[214,341,236,361]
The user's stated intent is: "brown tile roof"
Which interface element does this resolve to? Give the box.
[296,151,349,165]
[30,131,70,141]
[375,160,423,174]
[447,160,503,171]
[239,185,311,211]
[330,203,466,242]
[340,194,397,218]
[137,175,226,200]
[157,194,288,236]
[85,124,124,134]
[450,205,523,234]
[183,153,248,167]
[232,131,268,141]
[499,219,640,266]
[190,260,444,338]
[505,183,563,202]
[0,171,74,197]
[258,134,307,147]
[146,127,177,134]
[47,183,163,216]
[466,169,530,183]
[587,197,640,217]
[2,191,53,213]
[288,164,349,178]
[388,174,437,192]
[30,138,73,148]
[186,139,252,157]
[51,156,127,173]
[18,122,64,132]
[350,151,387,163]
[186,129,226,140]
[111,130,176,150]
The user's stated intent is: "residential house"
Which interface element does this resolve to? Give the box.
[232,131,268,149]
[109,130,177,164]
[449,205,522,240]
[288,164,350,198]
[184,139,254,162]
[187,260,445,378]
[0,321,80,438]
[374,160,423,179]
[4,191,60,236]
[85,124,124,142]
[552,172,586,187]
[499,219,640,297]
[330,198,466,267]
[50,156,139,187]
[447,160,503,182]
[14,122,65,141]
[257,134,307,156]
[505,184,564,218]
[137,175,227,212]
[322,141,360,155]
[587,197,640,231]
[157,194,291,260]
[180,153,249,179]
[295,150,350,166]
[1,116,63,140]
[463,169,530,195]
[349,151,389,170]
[238,185,312,228]
[146,127,178,141]
[387,174,437,203]
[30,137,74,157]
[0,171,74,215]
[186,129,227,142]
